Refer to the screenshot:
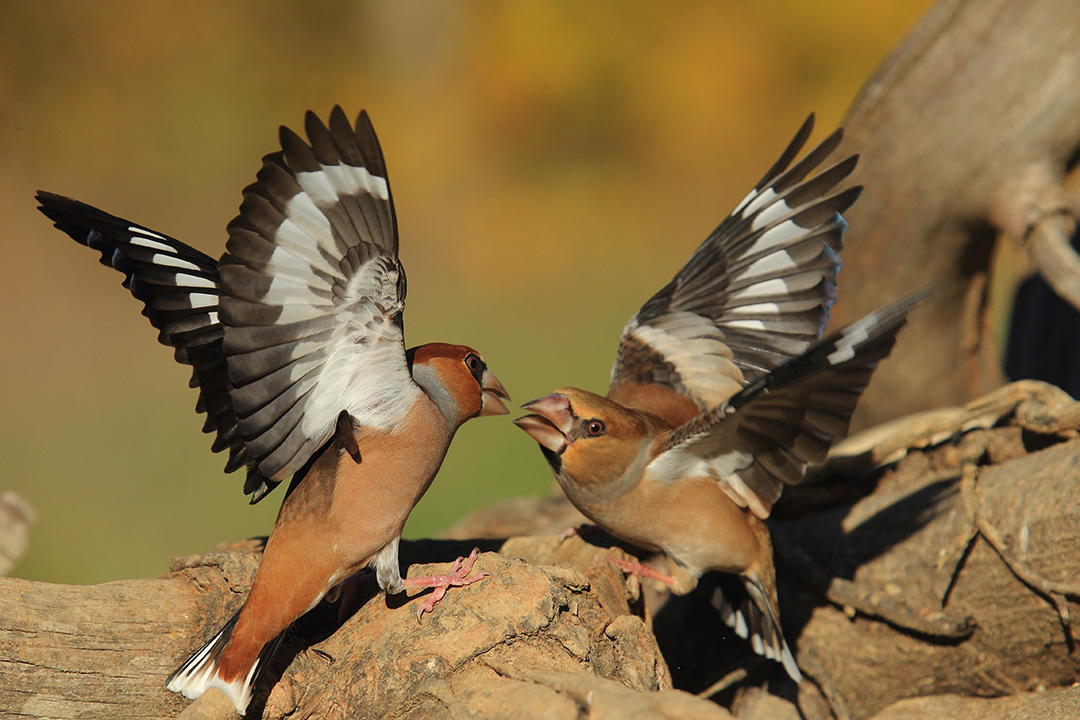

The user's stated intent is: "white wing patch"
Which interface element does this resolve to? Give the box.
[749,196,792,230]
[261,243,331,281]
[827,316,873,365]
[127,225,169,242]
[646,438,770,518]
[725,319,767,331]
[629,312,744,407]
[743,219,807,257]
[175,274,216,289]
[729,302,782,316]
[280,193,340,264]
[261,275,330,305]
[188,293,217,308]
[297,164,389,205]
[301,256,416,436]
[733,187,777,219]
[128,235,173,252]
[151,253,204,271]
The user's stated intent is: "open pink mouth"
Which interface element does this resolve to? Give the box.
[513,393,574,454]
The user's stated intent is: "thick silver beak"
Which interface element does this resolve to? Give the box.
[479,369,510,417]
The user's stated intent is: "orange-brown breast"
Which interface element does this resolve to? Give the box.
[219,393,452,680]
[587,472,768,594]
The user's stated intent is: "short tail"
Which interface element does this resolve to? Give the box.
[166,611,282,714]
[712,574,802,682]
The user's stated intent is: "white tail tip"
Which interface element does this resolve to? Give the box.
[166,615,258,714]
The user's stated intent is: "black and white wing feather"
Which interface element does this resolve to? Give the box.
[35,192,242,473]
[609,115,859,415]
[647,289,930,518]
[219,106,412,500]
[38,107,413,503]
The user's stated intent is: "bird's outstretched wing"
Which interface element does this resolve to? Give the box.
[220,107,412,500]
[608,115,859,422]
[37,107,413,502]
[646,289,930,518]
[36,192,243,474]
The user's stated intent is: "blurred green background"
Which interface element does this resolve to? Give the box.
[1,0,934,584]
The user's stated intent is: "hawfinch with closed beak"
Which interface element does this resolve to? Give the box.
[37,107,508,713]
[515,115,927,683]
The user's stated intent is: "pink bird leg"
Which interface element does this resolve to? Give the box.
[402,547,491,620]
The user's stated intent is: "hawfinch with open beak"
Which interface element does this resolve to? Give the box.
[515,115,926,683]
[37,107,509,713]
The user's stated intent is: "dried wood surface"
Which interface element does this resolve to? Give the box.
[1,534,731,719]
[2,378,1079,720]
[833,0,1080,428]
[448,381,1080,720]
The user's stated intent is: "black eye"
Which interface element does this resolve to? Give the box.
[585,419,605,437]
[465,353,483,373]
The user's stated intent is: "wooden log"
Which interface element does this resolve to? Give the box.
[869,685,1080,720]
[832,0,1080,427]
[450,381,1080,720]
[3,383,1077,718]
[0,536,732,719]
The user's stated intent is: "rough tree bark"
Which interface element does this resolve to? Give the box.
[5,380,1079,719]
[4,381,1079,719]
[6,0,1080,718]
[1,534,732,719]
[449,381,1080,720]
[767,381,1080,718]
[833,0,1080,428]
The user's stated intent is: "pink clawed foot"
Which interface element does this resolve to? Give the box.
[606,556,676,587]
[401,547,490,620]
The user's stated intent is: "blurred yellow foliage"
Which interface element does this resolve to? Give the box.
[0,0,933,584]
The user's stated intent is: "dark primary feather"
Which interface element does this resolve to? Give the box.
[35,191,250,478]
[610,115,860,413]
[725,286,934,418]
[37,107,409,504]
[219,108,407,499]
[659,287,933,514]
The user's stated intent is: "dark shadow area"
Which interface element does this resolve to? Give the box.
[648,475,959,695]
[776,477,959,582]
[1006,225,1080,399]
